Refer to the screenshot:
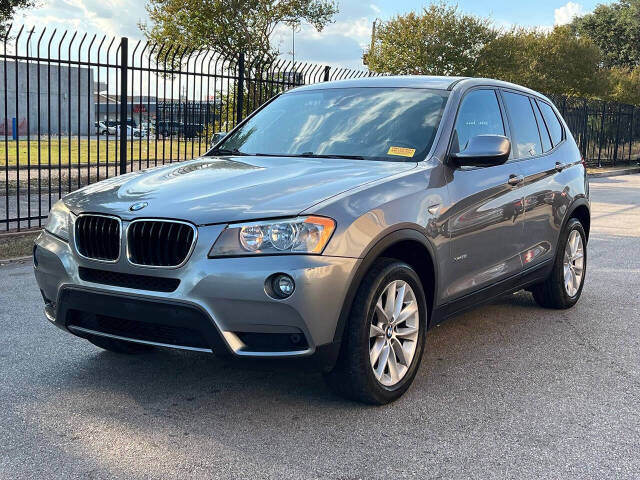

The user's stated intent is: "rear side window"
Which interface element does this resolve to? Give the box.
[533,101,552,152]
[502,91,542,158]
[537,100,564,146]
[453,89,505,153]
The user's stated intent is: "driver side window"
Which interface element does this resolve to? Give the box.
[453,89,505,153]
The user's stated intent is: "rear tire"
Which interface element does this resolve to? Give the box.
[531,218,587,309]
[88,336,153,354]
[325,258,427,404]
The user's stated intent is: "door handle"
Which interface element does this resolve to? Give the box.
[555,162,568,172]
[507,174,524,186]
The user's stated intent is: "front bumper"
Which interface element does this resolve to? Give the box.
[34,227,359,363]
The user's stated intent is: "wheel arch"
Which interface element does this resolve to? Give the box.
[566,199,591,240]
[332,228,438,347]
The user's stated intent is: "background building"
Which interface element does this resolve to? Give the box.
[0,61,94,136]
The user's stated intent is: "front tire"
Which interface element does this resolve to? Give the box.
[531,218,587,309]
[88,336,153,354]
[325,258,427,404]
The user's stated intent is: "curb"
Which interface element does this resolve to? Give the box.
[0,255,31,266]
[588,167,640,178]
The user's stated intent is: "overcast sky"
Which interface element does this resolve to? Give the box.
[16,0,608,69]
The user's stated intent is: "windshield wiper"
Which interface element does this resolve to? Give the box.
[208,147,251,156]
[297,152,367,160]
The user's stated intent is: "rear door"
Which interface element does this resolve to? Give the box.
[442,88,526,301]
[502,91,568,270]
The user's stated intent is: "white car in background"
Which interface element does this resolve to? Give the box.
[96,121,116,136]
[116,124,148,139]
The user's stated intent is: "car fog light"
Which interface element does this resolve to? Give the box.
[267,273,295,299]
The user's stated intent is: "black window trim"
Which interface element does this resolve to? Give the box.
[498,87,567,162]
[446,86,513,169]
[535,98,566,145]
[531,97,553,153]
[529,98,562,153]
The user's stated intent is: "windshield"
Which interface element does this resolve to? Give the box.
[213,87,449,161]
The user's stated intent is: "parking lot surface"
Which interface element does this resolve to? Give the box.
[1,175,639,479]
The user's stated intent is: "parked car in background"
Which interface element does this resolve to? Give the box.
[35,76,589,404]
[96,121,116,136]
[116,124,148,139]
[182,123,205,138]
[156,121,182,137]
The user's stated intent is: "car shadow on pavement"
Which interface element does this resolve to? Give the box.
[46,289,552,411]
[14,287,608,478]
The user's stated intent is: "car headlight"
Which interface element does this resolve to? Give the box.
[44,200,72,241]
[209,216,336,257]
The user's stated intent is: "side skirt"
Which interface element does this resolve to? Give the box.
[430,259,553,326]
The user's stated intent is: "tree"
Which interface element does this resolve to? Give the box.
[0,0,37,37]
[366,3,496,76]
[365,3,615,102]
[572,0,640,69]
[141,0,338,61]
[606,66,640,104]
[480,26,607,98]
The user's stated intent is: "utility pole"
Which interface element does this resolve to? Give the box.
[364,19,379,66]
[370,19,377,54]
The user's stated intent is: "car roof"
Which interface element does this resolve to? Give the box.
[290,75,465,92]
[288,75,550,101]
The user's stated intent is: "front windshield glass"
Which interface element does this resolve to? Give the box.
[214,87,449,161]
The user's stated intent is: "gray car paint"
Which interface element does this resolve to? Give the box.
[34,75,589,363]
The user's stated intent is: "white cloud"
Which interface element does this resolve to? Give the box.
[15,0,147,39]
[14,0,379,69]
[272,1,380,69]
[554,2,584,25]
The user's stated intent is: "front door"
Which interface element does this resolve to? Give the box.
[442,88,526,301]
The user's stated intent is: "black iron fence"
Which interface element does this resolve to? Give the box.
[547,94,640,168]
[0,26,377,231]
[1,25,639,232]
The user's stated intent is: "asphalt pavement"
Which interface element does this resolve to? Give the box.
[1,175,639,479]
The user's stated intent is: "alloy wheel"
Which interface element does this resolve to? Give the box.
[563,229,584,297]
[369,280,420,387]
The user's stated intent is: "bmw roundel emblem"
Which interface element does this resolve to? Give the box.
[129,202,148,212]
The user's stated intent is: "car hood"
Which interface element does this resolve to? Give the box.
[63,155,417,225]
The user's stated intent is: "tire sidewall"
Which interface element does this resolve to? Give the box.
[557,219,587,305]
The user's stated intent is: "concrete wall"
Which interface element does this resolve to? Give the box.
[0,61,94,136]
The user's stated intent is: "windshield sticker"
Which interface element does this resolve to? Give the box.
[387,146,416,158]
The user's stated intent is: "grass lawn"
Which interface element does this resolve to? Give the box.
[0,230,40,260]
[0,138,212,166]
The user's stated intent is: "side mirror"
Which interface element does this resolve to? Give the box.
[450,135,511,168]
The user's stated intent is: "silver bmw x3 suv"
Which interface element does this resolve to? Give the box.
[34,76,589,404]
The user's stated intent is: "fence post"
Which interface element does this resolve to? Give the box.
[581,99,588,159]
[629,106,636,166]
[597,102,606,168]
[323,66,330,82]
[629,107,634,165]
[236,53,245,124]
[119,37,128,175]
[613,104,622,166]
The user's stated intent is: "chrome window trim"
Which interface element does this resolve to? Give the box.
[125,218,198,269]
[73,213,123,264]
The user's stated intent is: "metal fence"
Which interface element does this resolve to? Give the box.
[0,26,378,231]
[1,25,639,232]
[548,94,640,168]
